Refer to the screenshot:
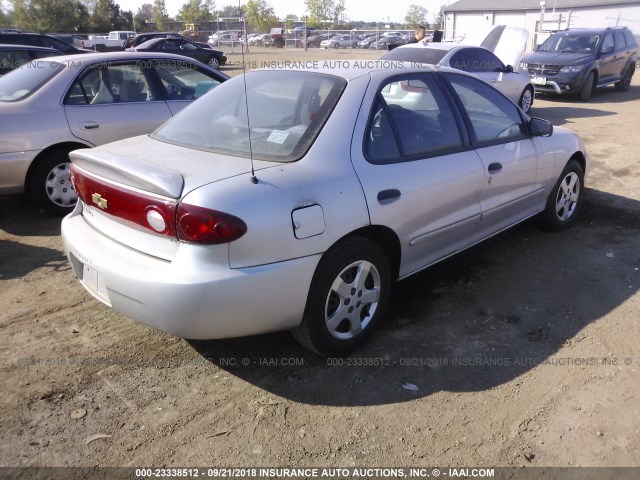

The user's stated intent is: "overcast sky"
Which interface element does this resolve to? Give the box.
[119,0,452,24]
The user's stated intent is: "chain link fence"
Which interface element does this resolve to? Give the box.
[214,29,448,55]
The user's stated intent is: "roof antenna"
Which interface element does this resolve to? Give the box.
[239,1,258,184]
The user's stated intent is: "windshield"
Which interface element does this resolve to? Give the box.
[0,60,64,101]
[153,71,346,162]
[538,33,601,53]
[381,47,448,65]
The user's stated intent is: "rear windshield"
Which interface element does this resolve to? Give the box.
[382,47,448,65]
[538,33,601,53]
[0,60,64,101]
[153,71,346,162]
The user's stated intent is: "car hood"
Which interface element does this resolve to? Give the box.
[461,25,529,68]
[69,135,276,199]
[522,51,592,65]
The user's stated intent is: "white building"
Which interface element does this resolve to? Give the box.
[443,0,640,51]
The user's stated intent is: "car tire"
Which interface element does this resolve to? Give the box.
[614,64,635,92]
[540,159,584,231]
[333,42,339,49]
[292,236,392,356]
[28,150,78,216]
[518,86,534,113]
[579,71,595,101]
[208,56,220,69]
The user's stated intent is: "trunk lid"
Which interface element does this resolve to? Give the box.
[70,135,274,260]
[461,25,530,68]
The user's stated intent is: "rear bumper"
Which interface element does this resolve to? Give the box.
[61,209,320,340]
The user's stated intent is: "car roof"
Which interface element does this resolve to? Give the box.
[0,43,59,52]
[398,42,460,52]
[554,28,625,35]
[254,59,448,81]
[50,51,213,67]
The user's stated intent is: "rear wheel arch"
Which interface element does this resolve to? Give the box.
[24,142,90,194]
[349,225,402,281]
[292,230,398,356]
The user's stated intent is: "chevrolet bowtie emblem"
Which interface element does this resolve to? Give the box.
[91,193,108,210]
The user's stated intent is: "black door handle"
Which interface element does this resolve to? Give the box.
[488,162,502,173]
[377,189,401,203]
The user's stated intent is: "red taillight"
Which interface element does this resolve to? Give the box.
[71,164,177,236]
[177,203,247,244]
[71,164,247,244]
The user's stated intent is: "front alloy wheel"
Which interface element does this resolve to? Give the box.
[541,160,584,231]
[519,86,534,113]
[208,56,220,69]
[292,237,391,356]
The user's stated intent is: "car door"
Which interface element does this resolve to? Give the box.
[612,31,629,82]
[351,72,486,278]
[598,33,617,84]
[149,60,226,115]
[442,72,547,235]
[64,61,173,146]
[175,40,207,63]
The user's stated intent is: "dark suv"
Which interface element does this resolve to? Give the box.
[520,27,638,100]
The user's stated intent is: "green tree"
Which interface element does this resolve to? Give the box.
[11,0,90,32]
[179,0,214,24]
[244,0,276,33]
[404,3,428,28]
[304,0,344,28]
[133,3,153,31]
[0,0,10,27]
[433,4,446,30]
[151,0,170,30]
[217,4,241,18]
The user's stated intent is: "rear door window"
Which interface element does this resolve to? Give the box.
[365,73,465,163]
[64,63,154,105]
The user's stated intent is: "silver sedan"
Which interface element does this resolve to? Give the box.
[0,52,227,214]
[61,62,587,356]
[382,43,536,113]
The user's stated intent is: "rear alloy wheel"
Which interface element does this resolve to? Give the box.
[615,64,635,92]
[28,151,78,216]
[540,160,584,231]
[519,86,534,113]
[579,71,595,101]
[292,237,391,356]
[208,56,220,69]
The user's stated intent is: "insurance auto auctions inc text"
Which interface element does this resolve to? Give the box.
[192,467,495,478]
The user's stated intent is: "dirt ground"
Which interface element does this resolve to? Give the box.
[1,47,639,473]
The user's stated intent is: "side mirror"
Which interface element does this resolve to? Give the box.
[529,117,553,137]
[505,64,514,73]
[600,46,614,55]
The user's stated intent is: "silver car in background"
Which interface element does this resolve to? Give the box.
[61,62,587,356]
[383,43,536,113]
[0,52,227,214]
[320,34,358,49]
